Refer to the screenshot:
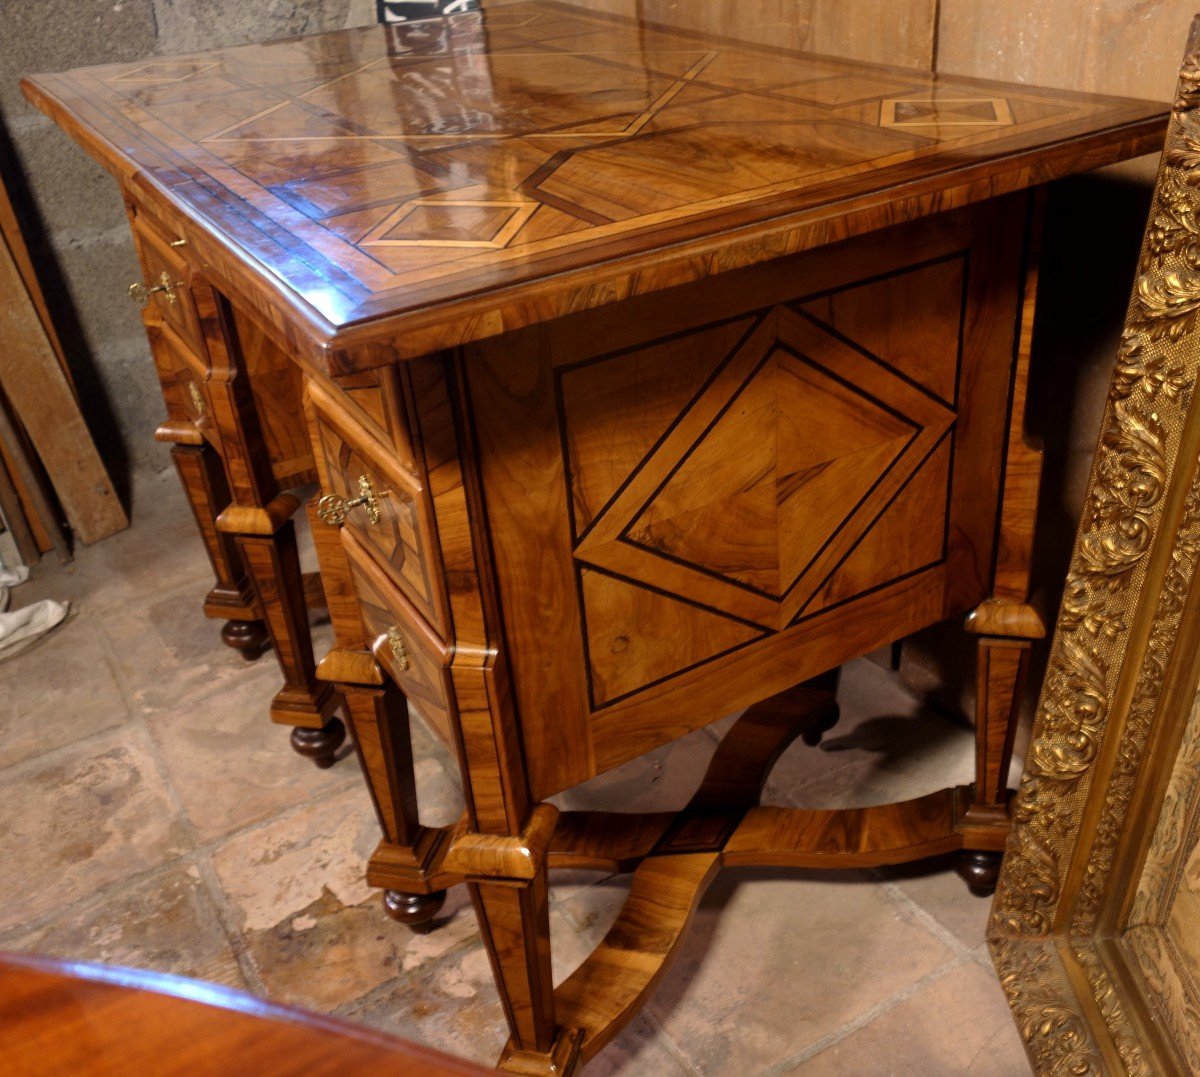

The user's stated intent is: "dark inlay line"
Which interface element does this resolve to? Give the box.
[563,310,769,548]
[789,424,955,624]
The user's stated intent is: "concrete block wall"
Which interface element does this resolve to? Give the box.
[0,0,376,483]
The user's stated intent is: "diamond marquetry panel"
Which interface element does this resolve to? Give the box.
[559,315,757,538]
[626,345,916,598]
[567,305,956,643]
[802,435,953,617]
[30,1,1164,330]
[463,201,1028,794]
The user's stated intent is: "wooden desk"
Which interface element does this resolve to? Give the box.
[24,4,1167,1071]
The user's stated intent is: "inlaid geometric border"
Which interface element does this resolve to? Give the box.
[557,259,963,710]
[880,95,1016,128]
[73,0,1121,301]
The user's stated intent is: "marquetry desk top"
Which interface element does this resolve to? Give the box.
[23,1,1166,372]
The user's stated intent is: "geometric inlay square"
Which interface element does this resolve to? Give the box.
[625,343,917,599]
[361,199,538,248]
[569,303,956,643]
[880,96,1015,128]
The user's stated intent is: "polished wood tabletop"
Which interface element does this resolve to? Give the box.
[23,0,1166,367]
[0,952,485,1075]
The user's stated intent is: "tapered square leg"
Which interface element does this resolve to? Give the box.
[170,442,267,659]
[343,680,449,930]
[958,634,1032,894]
[471,870,557,1060]
[236,521,343,767]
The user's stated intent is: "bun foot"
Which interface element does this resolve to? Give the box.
[384,889,447,933]
[289,718,346,769]
[220,619,269,661]
[956,850,1003,896]
[801,702,841,747]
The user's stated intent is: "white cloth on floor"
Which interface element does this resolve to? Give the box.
[0,565,69,657]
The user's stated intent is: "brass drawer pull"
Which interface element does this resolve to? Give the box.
[317,475,382,526]
[386,626,410,670]
[128,270,180,307]
[187,381,206,418]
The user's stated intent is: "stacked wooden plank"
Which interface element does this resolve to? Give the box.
[0,170,126,563]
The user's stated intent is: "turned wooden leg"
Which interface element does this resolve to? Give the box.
[956,634,1031,894]
[384,889,447,933]
[236,520,342,766]
[220,618,270,660]
[289,723,346,769]
[169,442,268,658]
[958,850,1003,896]
[799,668,841,747]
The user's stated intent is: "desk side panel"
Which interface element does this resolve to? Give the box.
[465,203,1024,797]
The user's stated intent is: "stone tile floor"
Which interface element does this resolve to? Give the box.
[0,470,1031,1074]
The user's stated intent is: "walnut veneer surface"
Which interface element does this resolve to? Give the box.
[24,1,1164,367]
[23,3,1169,1072]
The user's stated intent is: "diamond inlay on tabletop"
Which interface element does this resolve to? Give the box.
[362,199,538,248]
[27,0,1167,340]
[880,95,1016,128]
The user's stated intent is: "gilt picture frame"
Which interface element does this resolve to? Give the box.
[989,16,1200,1076]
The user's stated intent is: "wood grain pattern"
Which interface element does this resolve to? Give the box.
[465,201,1021,798]
[552,853,719,1064]
[20,1,1166,371]
[0,203,127,543]
[471,873,556,1054]
[0,953,485,1076]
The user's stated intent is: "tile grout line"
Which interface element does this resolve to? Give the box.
[95,617,271,994]
[638,1009,705,1077]
[759,955,971,1075]
[0,734,370,952]
[871,871,982,959]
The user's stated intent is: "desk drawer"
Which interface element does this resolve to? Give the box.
[148,322,219,450]
[344,534,456,749]
[132,218,205,356]
[309,386,448,638]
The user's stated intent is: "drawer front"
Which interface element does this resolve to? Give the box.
[345,536,456,750]
[310,389,448,638]
[329,367,417,473]
[149,323,219,450]
[132,219,205,355]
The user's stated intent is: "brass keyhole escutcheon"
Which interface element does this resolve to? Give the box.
[187,381,206,418]
[387,626,410,670]
[128,270,180,308]
[317,474,382,527]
